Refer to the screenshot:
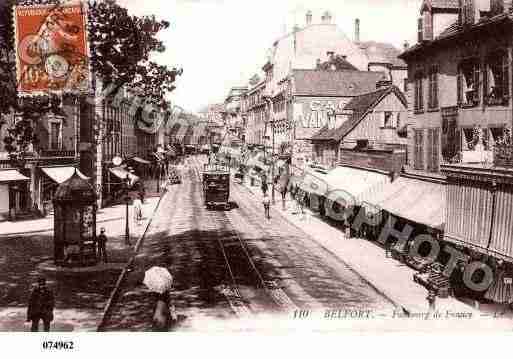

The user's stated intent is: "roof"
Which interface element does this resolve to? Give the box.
[317,55,359,71]
[421,0,460,12]
[400,13,513,60]
[357,41,407,68]
[311,86,406,141]
[54,171,96,203]
[292,69,384,97]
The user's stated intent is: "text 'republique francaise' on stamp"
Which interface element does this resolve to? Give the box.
[13,1,91,97]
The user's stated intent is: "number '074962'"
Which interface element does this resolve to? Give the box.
[42,341,74,350]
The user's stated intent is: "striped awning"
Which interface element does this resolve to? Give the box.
[0,169,30,183]
[322,166,391,204]
[109,167,139,186]
[41,167,89,184]
[487,185,513,260]
[444,181,491,251]
[372,176,446,231]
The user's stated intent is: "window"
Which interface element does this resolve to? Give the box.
[414,71,424,112]
[428,65,439,110]
[426,128,440,172]
[49,121,61,150]
[382,111,395,129]
[484,50,509,106]
[414,129,424,170]
[457,58,480,107]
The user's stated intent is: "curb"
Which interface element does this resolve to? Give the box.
[96,189,167,331]
[237,181,411,314]
[1,216,125,237]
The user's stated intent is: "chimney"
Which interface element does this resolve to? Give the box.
[306,10,312,25]
[342,55,347,60]
[327,51,335,60]
[316,58,322,69]
[403,41,409,50]
[321,11,332,24]
[354,18,360,42]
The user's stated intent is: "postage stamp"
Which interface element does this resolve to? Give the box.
[13,1,90,96]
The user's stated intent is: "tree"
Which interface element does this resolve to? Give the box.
[0,0,181,159]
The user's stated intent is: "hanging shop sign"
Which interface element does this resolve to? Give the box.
[14,2,91,96]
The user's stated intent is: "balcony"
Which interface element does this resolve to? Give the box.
[39,149,76,158]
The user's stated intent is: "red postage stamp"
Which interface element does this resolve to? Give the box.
[14,2,90,96]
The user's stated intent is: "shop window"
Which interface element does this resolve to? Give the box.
[461,127,504,151]
[457,58,480,107]
[428,65,439,110]
[414,71,424,112]
[484,50,509,106]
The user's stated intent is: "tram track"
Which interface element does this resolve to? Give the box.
[190,155,295,315]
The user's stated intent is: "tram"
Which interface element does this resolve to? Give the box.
[202,163,230,209]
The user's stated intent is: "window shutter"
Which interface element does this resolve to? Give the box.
[457,70,463,105]
[419,76,424,110]
[380,112,386,128]
[434,68,439,108]
[483,62,489,104]
[474,63,481,104]
[433,128,440,171]
[502,53,509,98]
[418,18,423,42]
[423,11,433,41]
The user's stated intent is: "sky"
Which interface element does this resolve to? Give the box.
[118,0,423,112]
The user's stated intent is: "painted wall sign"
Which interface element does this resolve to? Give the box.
[14,2,90,96]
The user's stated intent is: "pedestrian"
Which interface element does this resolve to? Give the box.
[133,197,143,225]
[261,174,268,195]
[262,193,271,219]
[152,291,177,332]
[27,277,54,332]
[97,227,108,263]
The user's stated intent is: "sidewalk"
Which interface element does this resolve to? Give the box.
[239,178,513,327]
[0,196,161,237]
[0,195,162,332]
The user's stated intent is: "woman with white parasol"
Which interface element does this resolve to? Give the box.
[143,266,177,331]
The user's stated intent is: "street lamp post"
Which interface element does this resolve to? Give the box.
[124,174,130,245]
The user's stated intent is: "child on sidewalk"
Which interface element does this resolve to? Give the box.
[262,193,271,220]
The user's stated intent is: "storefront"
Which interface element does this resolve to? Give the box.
[442,163,513,306]
[0,169,31,221]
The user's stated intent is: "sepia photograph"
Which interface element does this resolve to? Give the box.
[1,0,513,353]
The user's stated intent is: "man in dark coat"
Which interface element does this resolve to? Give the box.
[97,227,108,262]
[27,277,54,332]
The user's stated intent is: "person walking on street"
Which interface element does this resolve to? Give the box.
[261,174,268,195]
[27,277,54,332]
[97,227,108,263]
[263,193,271,219]
[133,197,143,225]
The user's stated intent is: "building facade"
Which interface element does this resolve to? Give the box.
[400,0,513,173]
[311,85,408,170]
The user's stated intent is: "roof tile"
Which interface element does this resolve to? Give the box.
[292,69,384,97]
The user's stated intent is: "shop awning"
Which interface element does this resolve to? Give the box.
[41,167,89,184]
[322,166,391,204]
[0,169,30,183]
[486,185,513,261]
[132,157,151,165]
[370,176,446,231]
[109,167,139,186]
[174,125,188,143]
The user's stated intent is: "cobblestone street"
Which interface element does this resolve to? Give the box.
[101,156,393,331]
